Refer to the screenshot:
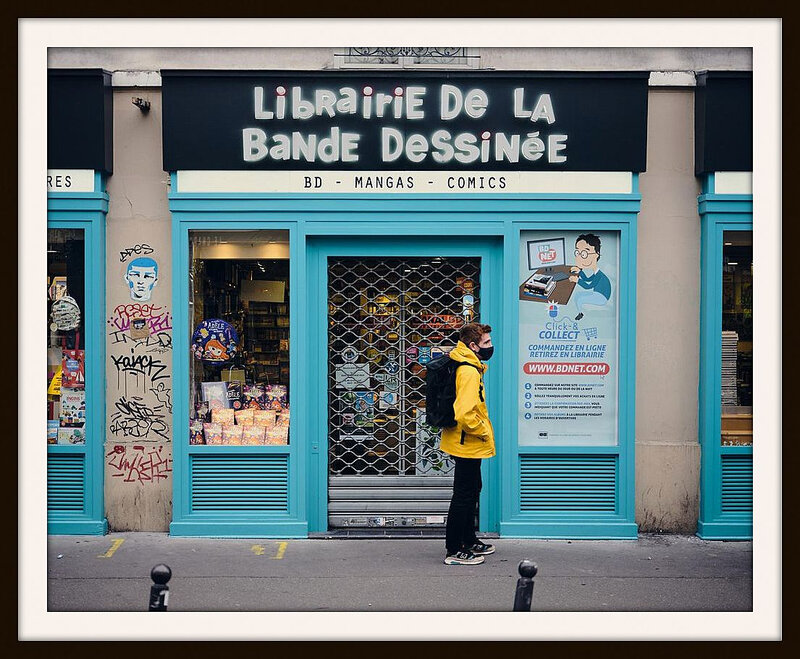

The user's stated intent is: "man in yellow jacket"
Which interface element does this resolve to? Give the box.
[441,323,496,565]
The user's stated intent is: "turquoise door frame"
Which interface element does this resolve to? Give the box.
[697,175,753,540]
[168,179,641,538]
[306,234,504,534]
[47,172,108,535]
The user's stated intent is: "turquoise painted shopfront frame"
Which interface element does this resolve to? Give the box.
[169,177,640,538]
[47,172,108,535]
[697,174,754,540]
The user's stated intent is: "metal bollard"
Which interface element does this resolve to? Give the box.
[513,559,538,611]
[148,564,171,611]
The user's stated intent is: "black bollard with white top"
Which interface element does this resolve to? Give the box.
[513,559,538,611]
[148,564,171,611]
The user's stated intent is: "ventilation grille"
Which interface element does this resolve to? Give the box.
[48,453,86,514]
[721,454,753,514]
[190,454,289,513]
[520,455,617,513]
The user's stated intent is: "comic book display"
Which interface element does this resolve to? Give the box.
[47,230,88,446]
[189,239,290,446]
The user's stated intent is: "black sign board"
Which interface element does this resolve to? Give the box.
[162,71,648,172]
[48,69,113,175]
[695,71,752,176]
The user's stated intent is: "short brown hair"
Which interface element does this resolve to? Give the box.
[459,322,492,347]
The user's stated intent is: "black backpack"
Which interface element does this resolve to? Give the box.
[425,355,481,429]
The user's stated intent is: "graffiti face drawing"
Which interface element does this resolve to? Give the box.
[125,257,159,301]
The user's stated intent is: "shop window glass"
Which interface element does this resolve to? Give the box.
[188,230,290,446]
[721,231,752,446]
[47,229,87,445]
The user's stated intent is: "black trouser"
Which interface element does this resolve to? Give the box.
[445,456,482,555]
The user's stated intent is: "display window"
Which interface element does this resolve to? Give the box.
[721,231,752,446]
[188,230,290,446]
[47,229,87,445]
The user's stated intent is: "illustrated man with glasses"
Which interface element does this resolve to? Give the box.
[568,233,611,320]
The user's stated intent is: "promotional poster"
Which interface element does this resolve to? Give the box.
[518,230,619,446]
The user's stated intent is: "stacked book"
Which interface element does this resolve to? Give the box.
[522,273,557,299]
[721,331,739,406]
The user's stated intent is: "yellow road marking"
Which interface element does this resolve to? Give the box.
[98,538,124,558]
[271,541,288,560]
[251,544,266,556]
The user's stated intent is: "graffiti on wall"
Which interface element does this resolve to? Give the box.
[106,444,172,483]
[119,243,154,263]
[108,303,173,334]
[109,395,169,439]
[108,245,173,443]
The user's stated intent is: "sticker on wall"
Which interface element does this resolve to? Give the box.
[192,319,239,363]
[124,257,159,302]
[385,361,400,374]
[342,346,358,363]
[50,295,81,331]
[404,346,418,365]
[129,317,150,340]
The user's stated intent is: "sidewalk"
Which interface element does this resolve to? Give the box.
[46,532,752,613]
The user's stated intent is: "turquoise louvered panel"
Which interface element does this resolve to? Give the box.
[190,454,289,513]
[520,455,617,513]
[721,454,753,513]
[47,454,86,514]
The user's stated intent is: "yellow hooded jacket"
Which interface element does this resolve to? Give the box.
[438,341,496,459]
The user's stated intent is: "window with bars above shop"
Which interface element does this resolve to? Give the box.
[335,47,479,69]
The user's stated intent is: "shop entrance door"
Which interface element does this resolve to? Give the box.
[319,239,496,532]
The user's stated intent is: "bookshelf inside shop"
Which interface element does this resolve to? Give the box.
[721,236,752,446]
[189,255,290,446]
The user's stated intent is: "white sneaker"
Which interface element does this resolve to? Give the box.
[444,551,485,565]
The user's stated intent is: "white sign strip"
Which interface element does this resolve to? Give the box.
[715,172,753,195]
[47,170,95,193]
[177,170,632,194]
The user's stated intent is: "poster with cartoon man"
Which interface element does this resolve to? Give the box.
[569,233,612,320]
[518,230,619,447]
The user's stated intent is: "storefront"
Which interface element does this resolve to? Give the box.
[46,69,111,534]
[695,72,753,539]
[161,69,648,539]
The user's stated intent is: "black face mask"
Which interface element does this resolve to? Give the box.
[476,345,494,361]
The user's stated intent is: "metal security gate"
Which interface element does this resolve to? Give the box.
[327,256,481,529]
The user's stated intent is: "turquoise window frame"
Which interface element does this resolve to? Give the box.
[697,173,753,540]
[47,171,108,535]
[170,217,307,537]
[169,174,641,539]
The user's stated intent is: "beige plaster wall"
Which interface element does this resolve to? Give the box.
[48,47,751,73]
[104,89,174,531]
[635,88,702,533]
